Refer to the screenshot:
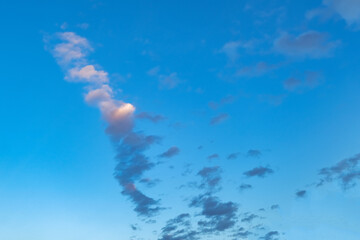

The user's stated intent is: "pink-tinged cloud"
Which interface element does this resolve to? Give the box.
[68,65,108,83]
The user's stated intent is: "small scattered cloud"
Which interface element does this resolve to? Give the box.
[241,213,258,223]
[283,71,322,92]
[159,146,180,158]
[147,67,181,89]
[236,61,280,77]
[244,166,274,178]
[270,204,280,210]
[274,31,339,58]
[239,184,252,191]
[296,190,307,198]
[207,154,219,160]
[260,231,280,240]
[198,166,222,190]
[210,113,229,125]
[247,149,262,158]
[136,112,166,123]
[208,95,235,110]
[219,40,254,62]
[227,152,240,160]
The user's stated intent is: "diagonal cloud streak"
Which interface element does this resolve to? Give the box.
[46,31,162,217]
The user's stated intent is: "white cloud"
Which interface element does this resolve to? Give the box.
[68,65,108,83]
[53,32,92,64]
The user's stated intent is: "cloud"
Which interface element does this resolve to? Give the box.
[198,166,222,190]
[270,204,279,210]
[241,213,258,223]
[260,231,280,240]
[227,152,240,160]
[159,73,180,89]
[296,190,307,198]
[159,213,198,240]
[51,32,92,64]
[232,228,252,239]
[239,184,252,191]
[190,195,238,232]
[47,32,163,217]
[139,178,160,188]
[136,112,166,123]
[274,31,339,58]
[159,146,180,158]
[220,40,254,62]
[244,166,274,178]
[283,71,322,92]
[236,61,279,77]
[247,149,262,158]
[317,153,360,189]
[207,154,219,160]
[307,1,360,29]
[208,95,235,110]
[68,65,108,83]
[210,113,229,125]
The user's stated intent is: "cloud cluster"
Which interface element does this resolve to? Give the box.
[318,153,360,189]
[47,32,162,217]
[190,195,239,233]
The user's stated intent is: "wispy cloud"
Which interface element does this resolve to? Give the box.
[136,112,166,123]
[317,153,360,189]
[210,113,229,125]
[159,146,180,158]
[274,31,339,58]
[308,0,360,29]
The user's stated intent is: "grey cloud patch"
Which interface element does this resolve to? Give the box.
[219,40,254,62]
[296,190,307,198]
[198,166,222,190]
[190,195,238,233]
[261,231,280,240]
[159,213,198,240]
[247,149,262,158]
[244,166,274,178]
[114,133,163,216]
[318,153,360,189]
[239,184,252,191]
[274,31,339,58]
[159,146,180,158]
[136,112,166,123]
[207,154,219,160]
[210,113,229,125]
[283,71,322,92]
[147,67,181,89]
[271,204,280,210]
[241,213,258,223]
[227,152,240,160]
[208,95,235,110]
[236,61,279,77]
[139,178,160,188]
[233,228,253,238]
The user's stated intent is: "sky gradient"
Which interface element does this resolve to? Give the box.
[1,1,360,240]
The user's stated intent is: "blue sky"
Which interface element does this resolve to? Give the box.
[1,0,360,239]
